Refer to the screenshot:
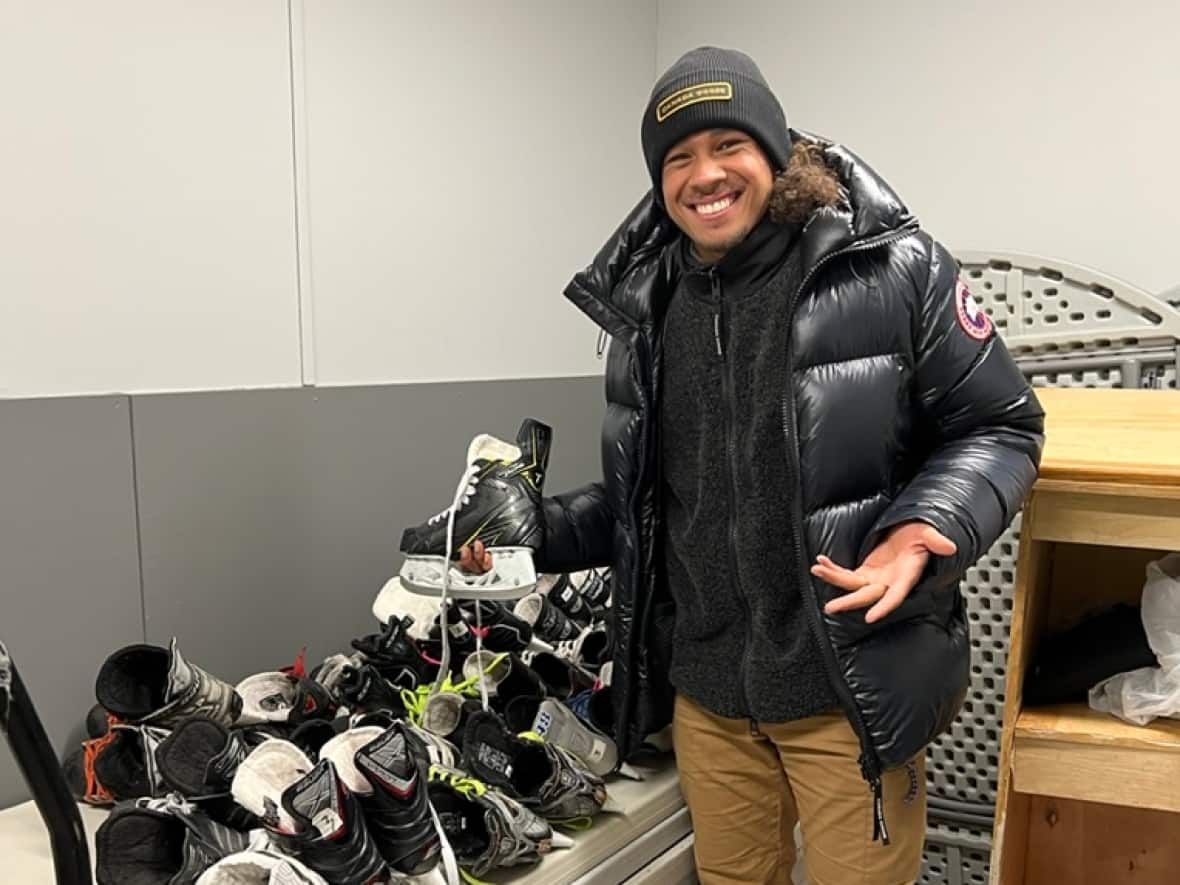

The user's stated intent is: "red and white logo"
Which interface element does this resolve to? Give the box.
[955,278,993,341]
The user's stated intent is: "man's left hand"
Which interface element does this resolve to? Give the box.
[812,522,957,624]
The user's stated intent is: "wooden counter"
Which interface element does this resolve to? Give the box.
[990,387,1180,885]
[1036,387,1180,489]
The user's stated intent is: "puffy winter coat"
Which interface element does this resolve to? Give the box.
[539,130,1044,808]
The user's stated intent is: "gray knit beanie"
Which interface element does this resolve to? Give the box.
[641,47,791,203]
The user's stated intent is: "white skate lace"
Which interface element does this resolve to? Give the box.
[552,638,579,662]
[135,792,196,815]
[434,462,492,715]
[551,630,602,683]
[553,627,592,664]
[427,466,481,525]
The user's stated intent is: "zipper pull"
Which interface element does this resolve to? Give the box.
[871,778,891,845]
[709,270,724,360]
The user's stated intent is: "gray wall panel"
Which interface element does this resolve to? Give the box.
[0,375,605,809]
[0,397,143,808]
[133,377,606,683]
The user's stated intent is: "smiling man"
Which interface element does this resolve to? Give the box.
[658,127,774,261]
[462,46,1044,884]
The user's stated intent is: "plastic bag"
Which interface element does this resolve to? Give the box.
[1089,552,1180,725]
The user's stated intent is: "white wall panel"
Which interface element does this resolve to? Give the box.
[301,0,656,385]
[0,2,301,398]
[657,0,1180,295]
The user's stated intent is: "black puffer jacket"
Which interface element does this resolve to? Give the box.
[538,131,1044,796]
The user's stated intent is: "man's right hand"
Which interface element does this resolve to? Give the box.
[457,540,494,574]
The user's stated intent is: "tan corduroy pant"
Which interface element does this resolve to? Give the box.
[673,693,926,885]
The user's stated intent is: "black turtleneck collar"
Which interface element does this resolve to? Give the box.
[677,212,799,299]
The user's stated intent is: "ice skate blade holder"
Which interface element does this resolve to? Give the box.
[399,546,537,600]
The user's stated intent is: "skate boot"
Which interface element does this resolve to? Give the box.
[398,418,551,600]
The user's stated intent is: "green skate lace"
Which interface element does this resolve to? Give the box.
[428,764,489,797]
[399,652,509,725]
[427,766,495,885]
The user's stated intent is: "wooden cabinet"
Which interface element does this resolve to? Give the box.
[991,388,1180,884]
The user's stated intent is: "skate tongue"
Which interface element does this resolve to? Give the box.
[474,737,516,782]
[340,663,398,710]
[157,717,241,795]
[319,727,383,796]
[437,809,472,848]
[465,433,521,466]
[513,594,544,628]
[311,653,355,698]
[462,650,511,690]
[232,741,313,834]
[237,672,298,723]
[166,637,197,703]
[358,614,416,658]
[354,726,417,797]
[283,759,348,838]
[163,637,241,726]
[421,692,464,738]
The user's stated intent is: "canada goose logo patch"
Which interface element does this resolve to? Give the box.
[955,278,992,341]
[655,81,733,122]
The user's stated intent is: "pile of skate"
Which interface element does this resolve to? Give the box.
[63,418,645,885]
[66,570,622,884]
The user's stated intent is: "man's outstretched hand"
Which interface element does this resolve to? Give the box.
[457,540,493,574]
[811,522,957,624]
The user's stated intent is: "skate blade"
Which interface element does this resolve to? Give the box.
[601,794,624,814]
[550,830,576,850]
[617,762,645,781]
[526,635,555,654]
[399,550,537,601]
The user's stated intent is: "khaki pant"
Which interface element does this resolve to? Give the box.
[673,693,926,885]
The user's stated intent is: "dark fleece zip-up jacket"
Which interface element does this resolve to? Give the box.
[661,218,840,722]
[535,131,1045,802]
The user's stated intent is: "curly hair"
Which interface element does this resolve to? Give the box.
[768,141,845,225]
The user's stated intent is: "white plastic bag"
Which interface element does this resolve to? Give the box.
[1089,553,1180,725]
